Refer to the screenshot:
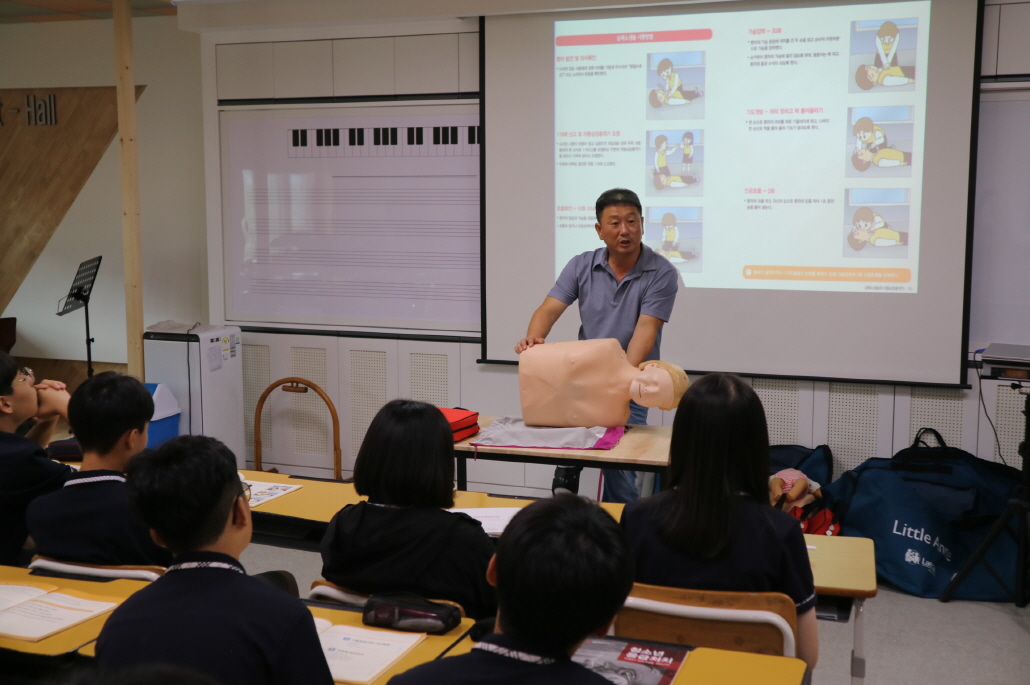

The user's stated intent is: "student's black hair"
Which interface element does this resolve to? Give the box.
[595,188,642,222]
[494,494,634,653]
[125,435,242,555]
[656,372,770,558]
[0,350,18,395]
[353,399,455,508]
[73,665,221,685]
[68,371,154,455]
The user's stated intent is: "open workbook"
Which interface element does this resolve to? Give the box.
[313,618,426,684]
[0,582,120,642]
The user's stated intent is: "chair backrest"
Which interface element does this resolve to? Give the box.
[308,579,371,606]
[29,556,165,582]
[308,580,467,617]
[614,583,798,657]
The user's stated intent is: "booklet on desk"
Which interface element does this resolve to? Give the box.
[313,617,426,684]
[0,581,120,641]
[573,637,690,685]
[448,508,521,536]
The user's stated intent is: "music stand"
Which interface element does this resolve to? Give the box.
[56,256,102,378]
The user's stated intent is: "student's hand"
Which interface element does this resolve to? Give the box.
[35,385,71,421]
[515,337,546,354]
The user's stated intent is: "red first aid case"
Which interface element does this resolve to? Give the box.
[439,407,480,442]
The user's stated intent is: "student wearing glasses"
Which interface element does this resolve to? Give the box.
[96,435,332,685]
[0,350,74,565]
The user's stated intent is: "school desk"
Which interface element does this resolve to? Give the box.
[78,598,475,677]
[0,565,148,660]
[453,415,671,490]
[307,603,475,683]
[805,534,877,685]
[239,469,622,547]
[440,639,803,684]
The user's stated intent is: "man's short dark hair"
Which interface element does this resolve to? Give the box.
[69,372,154,454]
[595,188,642,222]
[494,495,634,652]
[125,436,241,555]
[354,399,455,508]
[0,350,18,395]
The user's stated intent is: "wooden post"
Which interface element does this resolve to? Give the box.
[113,0,145,380]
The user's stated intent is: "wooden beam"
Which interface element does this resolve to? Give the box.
[113,0,145,380]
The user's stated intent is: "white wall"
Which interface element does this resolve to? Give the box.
[1,17,206,363]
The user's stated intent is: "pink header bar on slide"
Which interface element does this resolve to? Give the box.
[556,29,712,46]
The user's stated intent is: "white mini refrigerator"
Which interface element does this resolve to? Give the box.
[143,322,246,467]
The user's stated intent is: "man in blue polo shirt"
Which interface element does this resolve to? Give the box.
[514,188,678,502]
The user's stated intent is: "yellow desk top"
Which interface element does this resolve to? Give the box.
[241,470,624,524]
[455,416,672,469]
[805,534,878,598]
[0,566,148,657]
[441,639,802,684]
[674,647,805,684]
[307,605,474,683]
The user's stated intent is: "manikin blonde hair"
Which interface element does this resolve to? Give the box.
[638,359,690,411]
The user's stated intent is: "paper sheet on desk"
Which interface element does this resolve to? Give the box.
[449,508,521,536]
[238,474,303,507]
[315,621,425,684]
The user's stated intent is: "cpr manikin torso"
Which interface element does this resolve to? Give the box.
[519,339,686,427]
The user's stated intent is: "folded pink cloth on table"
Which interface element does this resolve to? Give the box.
[470,416,625,450]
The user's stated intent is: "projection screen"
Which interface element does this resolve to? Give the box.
[482,0,980,386]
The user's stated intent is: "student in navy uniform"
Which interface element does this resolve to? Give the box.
[96,435,332,685]
[620,372,820,672]
[0,350,74,566]
[320,399,497,619]
[27,371,172,567]
[388,494,634,685]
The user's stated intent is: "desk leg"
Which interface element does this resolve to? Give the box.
[457,455,468,491]
[851,597,866,685]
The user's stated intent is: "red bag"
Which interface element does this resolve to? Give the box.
[790,502,841,536]
[439,407,480,442]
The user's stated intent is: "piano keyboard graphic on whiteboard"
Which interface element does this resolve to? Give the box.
[287,126,482,158]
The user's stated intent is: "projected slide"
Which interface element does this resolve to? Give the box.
[555,1,929,293]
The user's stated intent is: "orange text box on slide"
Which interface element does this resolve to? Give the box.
[742,266,911,283]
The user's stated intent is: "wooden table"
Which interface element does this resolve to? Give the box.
[441,639,803,684]
[0,566,148,660]
[240,469,622,547]
[453,415,671,490]
[79,599,474,682]
[805,534,877,685]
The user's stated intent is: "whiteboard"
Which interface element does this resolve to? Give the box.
[220,103,480,333]
[969,93,1030,350]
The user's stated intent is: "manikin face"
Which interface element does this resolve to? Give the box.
[629,363,676,409]
[596,204,643,259]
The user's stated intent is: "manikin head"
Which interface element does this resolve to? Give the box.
[629,360,689,410]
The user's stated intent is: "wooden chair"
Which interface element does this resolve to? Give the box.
[29,555,165,582]
[614,583,798,658]
[308,579,466,617]
[254,377,342,480]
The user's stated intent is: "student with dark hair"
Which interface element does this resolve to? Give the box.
[620,372,819,670]
[319,399,496,618]
[0,350,74,565]
[27,371,171,567]
[388,494,634,684]
[96,435,332,685]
